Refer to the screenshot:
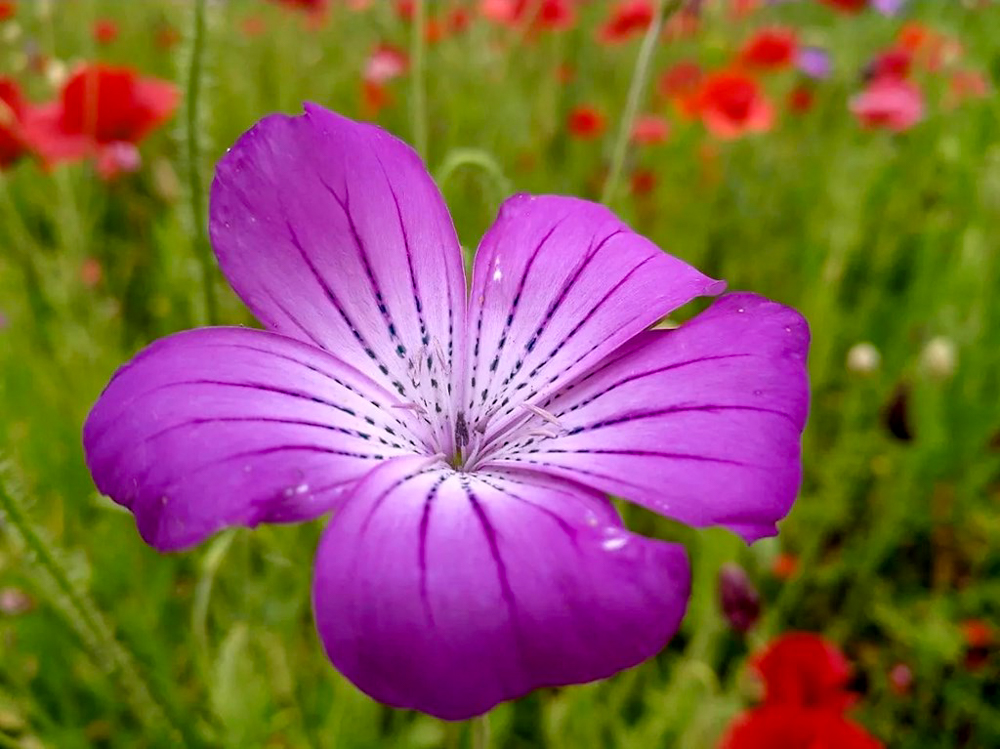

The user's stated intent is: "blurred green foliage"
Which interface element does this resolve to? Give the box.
[1,1,999,747]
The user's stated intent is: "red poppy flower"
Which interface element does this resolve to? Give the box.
[721,706,883,749]
[658,60,702,117]
[630,168,657,196]
[555,64,575,85]
[729,0,761,18]
[693,70,774,140]
[598,0,653,44]
[24,64,178,174]
[393,0,413,20]
[631,114,670,145]
[771,551,798,579]
[948,70,990,106]
[268,0,328,12]
[155,24,181,50]
[865,48,912,82]
[787,85,814,114]
[92,18,119,45]
[753,632,854,711]
[480,0,575,31]
[961,619,993,649]
[850,78,923,132]
[897,22,933,54]
[739,27,798,71]
[820,0,867,12]
[241,16,266,38]
[0,1,14,22]
[447,8,471,34]
[567,105,605,140]
[0,78,29,169]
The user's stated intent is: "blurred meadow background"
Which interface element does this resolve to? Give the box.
[1,0,999,747]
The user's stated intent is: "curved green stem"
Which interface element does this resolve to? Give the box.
[0,463,203,746]
[435,148,513,201]
[601,0,684,206]
[470,714,490,749]
[183,0,218,324]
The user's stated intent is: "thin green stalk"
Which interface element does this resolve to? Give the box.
[470,714,490,749]
[410,0,428,159]
[601,0,684,206]
[183,0,218,324]
[0,464,202,747]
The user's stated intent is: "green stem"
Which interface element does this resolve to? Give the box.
[183,0,218,324]
[600,0,683,206]
[410,0,428,159]
[0,464,202,746]
[470,714,490,749]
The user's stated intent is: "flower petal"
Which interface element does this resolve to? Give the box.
[83,327,421,551]
[210,104,466,452]
[487,293,809,543]
[464,194,722,444]
[312,455,690,720]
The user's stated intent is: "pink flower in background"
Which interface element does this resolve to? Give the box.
[83,104,809,719]
[947,69,990,107]
[364,44,408,85]
[850,77,923,131]
[481,0,575,31]
[631,114,670,144]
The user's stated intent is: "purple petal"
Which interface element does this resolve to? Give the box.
[210,104,466,451]
[463,194,723,445]
[312,455,690,720]
[872,0,907,16]
[797,47,832,81]
[486,293,810,543]
[83,327,422,551]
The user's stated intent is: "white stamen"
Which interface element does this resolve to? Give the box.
[392,402,425,412]
[528,428,560,439]
[521,403,562,427]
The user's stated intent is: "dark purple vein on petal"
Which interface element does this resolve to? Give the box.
[418,473,449,627]
[283,219,409,398]
[543,354,752,414]
[481,229,625,418]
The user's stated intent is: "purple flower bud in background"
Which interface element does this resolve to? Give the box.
[798,47,832,81]
[872,0,908,16]
[719,563,761,634]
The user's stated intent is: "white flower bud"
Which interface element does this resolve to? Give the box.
[846,342,881,374]
[921,336,957,380]
[45,58,67,89]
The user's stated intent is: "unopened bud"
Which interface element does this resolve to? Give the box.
[718,563,760,634]
[45,58,67,89]
[846,342,881,374]
[921,336,957,380]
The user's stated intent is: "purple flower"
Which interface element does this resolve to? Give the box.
[872,0,908,15]
[82,105,810,720]
[798,47,832,81]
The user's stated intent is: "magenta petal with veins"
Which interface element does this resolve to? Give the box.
[83,104,810,719]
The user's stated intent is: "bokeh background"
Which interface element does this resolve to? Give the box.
[1,0,998,747]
